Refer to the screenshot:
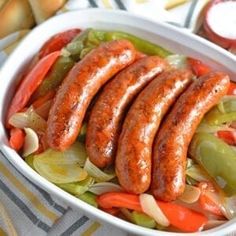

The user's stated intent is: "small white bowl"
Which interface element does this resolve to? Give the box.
[0,9,236,236]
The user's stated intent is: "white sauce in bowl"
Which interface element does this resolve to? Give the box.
[208,1,236,39]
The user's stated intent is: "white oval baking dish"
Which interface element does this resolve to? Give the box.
[0,9,236,236]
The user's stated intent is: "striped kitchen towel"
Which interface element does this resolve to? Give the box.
[0,1,210,235]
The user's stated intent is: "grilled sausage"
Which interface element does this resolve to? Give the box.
[116,69,193,194]
[46,40,136,151]
[86,56,168,168]
[151,71,230,202]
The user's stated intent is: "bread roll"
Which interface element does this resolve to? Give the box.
[0,0,8,10]
[0,0,35,39]
[28,0,67,24]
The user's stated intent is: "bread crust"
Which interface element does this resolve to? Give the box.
[28,0,66,24]
[0,0,35,38]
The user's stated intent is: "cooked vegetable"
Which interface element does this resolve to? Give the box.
[198,182,225,217]
[87,29,171,57]
[7,51,60,127]
[131,211,156,229]
[9,107,47,132]
[217,131,236,145]
[89,182,122,195]
[186,158,211,182]
[96,192,207,232]
[224,196,236,219]
[139,194,169,227]
[32,56,75,99]
[80,46,95,59]
[84,158,115,182]
[32,142,88,183]
[64,29,91,61]
[9,128,25,151]
[206,109,236,125]
[196,122,235,134]
[6,27,235,233]
[32,91,55,109]
[166,55,187,69]
[187,58,211,77]
[190,133,236,196]
[78,192,98,207]
[23,128,39,157]
[57,177,94,196]
[25,155,35,169]
[64,142,87,167]
[39,29,81,59]
[77,123,87,142]
[178,185,201,204]
[227,82,236,95]
[34,99,53,120]
[203,220,227,230]
[97,192,142,212]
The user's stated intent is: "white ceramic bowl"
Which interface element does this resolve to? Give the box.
[0,9,236,236]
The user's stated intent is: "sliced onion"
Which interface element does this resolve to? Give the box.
[186,163,211,182]
[9,107,46,132]
[224,196,236,219]
[139,194,169,227]
[84,158,115,182]
[33,146,88,184]
[196,122,235,133]
[178,185,201,204]
[230,121,236,129]
[120,208,133,222]
[166,54,187,69]
[203,189,227,218]
[57,177,95,196]
[203,220,227,230]
[64,142,87,167]
[34,99,53,119]
[221,95,236,103]
[89,182,123,195]
[23,128,39,157]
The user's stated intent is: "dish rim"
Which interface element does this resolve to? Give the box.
[0,8,236,236]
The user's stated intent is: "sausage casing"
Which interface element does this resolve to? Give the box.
[116,69,193,194]
[46,40,136,151]
[151,71,230,201]
[86,56,168,168]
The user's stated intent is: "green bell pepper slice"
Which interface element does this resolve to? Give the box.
[131,211,156,229]
[57,177,94,196]
[33,56,74,98]
[78,191,98,208]
[205,98,236,125]
[87,29,172,58]
[65,29,91,61]
[189,132,236,196]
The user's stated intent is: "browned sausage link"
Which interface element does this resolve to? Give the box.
[116,69,193,194]
[86,56,168,168]
[151,71,230,202]
[46,40,136,151]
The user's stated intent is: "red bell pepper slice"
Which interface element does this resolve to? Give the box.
[227,82,236,95]
[188,58,211,77]
[32,90,56,109]
[7,51,60,127]
[38,29,81,59]
[9,128,25,151]
[217,130,236,146]
[198,182,224,217]
[96,192,207,232]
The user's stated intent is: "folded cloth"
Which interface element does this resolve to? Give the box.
[0,1,212,235]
